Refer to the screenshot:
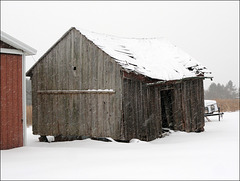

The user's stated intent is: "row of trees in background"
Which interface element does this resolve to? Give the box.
[205,80,239,99]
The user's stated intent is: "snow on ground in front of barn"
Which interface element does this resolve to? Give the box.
[1,111,239,180]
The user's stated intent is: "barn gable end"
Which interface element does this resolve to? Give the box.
[29,28,123,139]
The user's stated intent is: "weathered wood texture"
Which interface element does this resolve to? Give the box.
[29,28,205,142]
[122,78,161,141]
[0,54,23,150]
[122,77,205,141]
[30,29,123,139]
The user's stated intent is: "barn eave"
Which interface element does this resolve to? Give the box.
[1,31,37,56]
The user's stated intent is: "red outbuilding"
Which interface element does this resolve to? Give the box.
[0,31,36,149]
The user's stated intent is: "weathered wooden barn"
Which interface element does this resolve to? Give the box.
[26,27,210,141]
[1,31,36,149]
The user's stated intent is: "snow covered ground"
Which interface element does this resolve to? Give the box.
[1,111,239,180]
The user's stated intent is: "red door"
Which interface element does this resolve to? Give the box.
[0,53,23,149]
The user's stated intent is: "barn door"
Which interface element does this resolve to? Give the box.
[161,89,174,130]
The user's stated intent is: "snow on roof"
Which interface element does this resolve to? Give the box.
[204,100,217,107]
[77,27,210,81]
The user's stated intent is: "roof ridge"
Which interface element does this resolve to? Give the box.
[75,27,167,40]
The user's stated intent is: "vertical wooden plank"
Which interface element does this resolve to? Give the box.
[88,41,93,137]
[72,29,81,136]
[97,50,104,137]
[42,57,48,135]
[198,79,203,130]
[151,86,158,140]
[199,79,205,130]
[45,53,52,135]
[131,80,136,139]
[38,61,43,136]
[71,31,78,136]
[178,82,184,131]
[48,51,54,136]
[136,81,142,140]
[145,85,150,141]
[91,43,98,137]
[6,54,13,148]
[54,43,60,136]
[17,55,23,147]
[188,81,193,132]
[138,82,144,140]
[145,86,150,141]
[189,80,194,131]
[105,58,111,137]
[140,82,146,140]
[63,35,70,136]
[172,84,178,130]
[104,55,110,137]
[191,80,197,131]
[148,86,154,141]
[57,39,66,136]
[45,55,51,135]
[101,54,107,137]
[0,54,8,149]
[183,81,187,131]
[130,79,135,140]
[196,79,200,130]
[125,79,129,140]
[114,63,122,140]
[147,86,152,140]
[85,40,90,136]
[67,31,75,136]
[148,87,155,141]
[175,83,181,130]
[51,46,58,136]
[32,70,38,135]
[182,81,187,132]
[71,30,80,136]
[37,62,43,135]
[78,33,85,136]
[178,83,182,130]
[82,36,88,136]
[186,81,191,132]
[40,59,47,135]
[37,61,42,135]
[109,60,116,139]
[134,80,139,139]
[126,79,131,140]
[74,30,81,136]
[12,55,19,148]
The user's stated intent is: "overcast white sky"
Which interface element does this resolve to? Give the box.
[1,1,239,89]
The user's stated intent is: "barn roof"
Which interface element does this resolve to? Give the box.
[77,27,211,81]
[26,27,211,80]
[1,31,37,56]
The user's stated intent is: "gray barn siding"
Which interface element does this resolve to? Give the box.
[122,78,162,141]
[122,77,205,141]
[31,29,123,139]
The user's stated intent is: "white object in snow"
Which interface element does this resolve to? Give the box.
[204,100,218,113]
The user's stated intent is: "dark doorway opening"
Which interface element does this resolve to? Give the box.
[161,90,174,130]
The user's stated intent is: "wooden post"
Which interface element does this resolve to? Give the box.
[218,107,220,121]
